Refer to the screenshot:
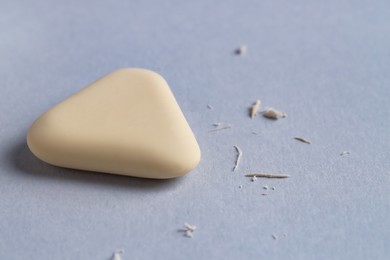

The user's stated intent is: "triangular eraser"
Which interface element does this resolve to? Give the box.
[27,68,201,179]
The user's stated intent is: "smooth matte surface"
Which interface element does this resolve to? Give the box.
[0,0,389,259]
[27,68,200,179]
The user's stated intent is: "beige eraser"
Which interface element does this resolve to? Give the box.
[27,68,201,179]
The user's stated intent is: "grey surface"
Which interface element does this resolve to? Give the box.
[0,0,389,259]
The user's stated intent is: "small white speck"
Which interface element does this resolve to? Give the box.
[239,185,243,189]
[251,176,257,182]
[182,223,196,238]
[112,250,124,260]
[263,185,269,190]
[340,151,350,156]
[185,230,193,238]
[184,223,196,232]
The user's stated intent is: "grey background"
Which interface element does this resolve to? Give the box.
[0,0,389,259]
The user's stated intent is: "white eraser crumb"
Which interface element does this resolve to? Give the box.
[184,223,196,232]
[294,136,311,144]
[208,124,232,132]
[263,108,287,120]
[185,230,193,238]
[113,250,124,260]
[182,222,196,238]
[233,145,243,172]
[250,100,261,118]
